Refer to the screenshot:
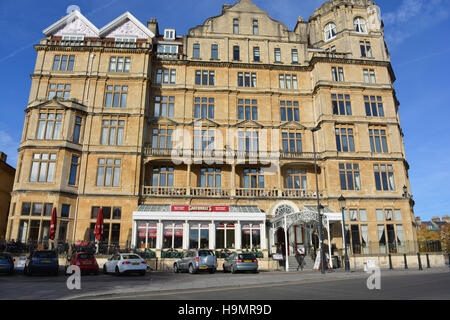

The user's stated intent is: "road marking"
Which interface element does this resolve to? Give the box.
[85,276,370,300]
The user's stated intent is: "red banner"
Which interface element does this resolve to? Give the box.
[171,205,229,212]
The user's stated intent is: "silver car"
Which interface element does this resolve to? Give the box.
[223,253,259,273]
[173,249,218,274]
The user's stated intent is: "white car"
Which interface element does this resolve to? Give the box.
[103,253,147,276]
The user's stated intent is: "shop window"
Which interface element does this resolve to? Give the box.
[163,223,183,249]
[190,223,209,249]
[241,223,261,249]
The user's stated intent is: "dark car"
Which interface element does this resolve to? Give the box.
[0,253,14,275]
[223,253,258,273]
[24,250,59,276]
[66,252,99,275]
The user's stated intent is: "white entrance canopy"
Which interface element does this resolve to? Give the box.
[269,205,342,269]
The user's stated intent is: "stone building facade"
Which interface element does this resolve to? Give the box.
[6,0,417,260]
[0,152,15,239]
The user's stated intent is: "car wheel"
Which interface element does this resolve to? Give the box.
[231,265,237,274]
[188,264,196,274]
[173,263,179,273]
[103,265,107,274]
[208,268,216,274]
[252,269,259,274]
[140,271,146,276]
[115,266,121,276]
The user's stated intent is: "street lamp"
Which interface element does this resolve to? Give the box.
[339,195,350,272]
[311,125,327,274]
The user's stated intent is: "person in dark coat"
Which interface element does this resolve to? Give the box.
[295,247,305,271]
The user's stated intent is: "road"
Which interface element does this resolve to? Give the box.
[0,267,449,300]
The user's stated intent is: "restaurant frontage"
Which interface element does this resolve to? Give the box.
[132,204,267,255]
[131,201,343,266]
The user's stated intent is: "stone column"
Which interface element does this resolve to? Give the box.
[235,221,241,250]
[231,164,236,197]
[260,221,267,250]
[186,164,191,195]
[183,221,189,250]
[156,221,163,250]
[209,221,215,250]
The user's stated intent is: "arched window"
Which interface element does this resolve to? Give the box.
[354,17,367,34]
[324,22,337,41]
[274,204,295,217]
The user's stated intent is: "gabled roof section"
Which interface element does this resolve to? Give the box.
[277,121,306,130]
[149,117,180,126]
[227,0,267,14]
[189,118,221,127]
[99,12,154,39]
[232,119,264,128]
[43,10,99,37]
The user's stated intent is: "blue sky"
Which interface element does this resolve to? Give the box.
[0,0,449,220]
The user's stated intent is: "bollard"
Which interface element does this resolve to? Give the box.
[417,252,423,270]
[426,253,431,268]
[403,253,408,269]
[388,253,393,270]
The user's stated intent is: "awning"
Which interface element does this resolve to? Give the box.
[133,204,266,222]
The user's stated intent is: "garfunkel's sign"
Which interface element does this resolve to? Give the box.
[171,205,229,212]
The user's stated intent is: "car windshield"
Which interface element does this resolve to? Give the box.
[33,251,56,258]
[198,250,214,257]
[0,253,11,260]
[78,254,94,259]
[237,254,255,260]
[122,255,141,260]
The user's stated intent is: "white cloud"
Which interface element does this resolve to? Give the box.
[382,0,449,47]
[0,128,19,168]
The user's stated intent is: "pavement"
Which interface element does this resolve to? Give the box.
[0,266,448,300]
[65,266,450,300]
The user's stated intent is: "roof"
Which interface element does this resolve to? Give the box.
[137,204,262,213]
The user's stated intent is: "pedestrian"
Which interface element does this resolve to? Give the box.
[295,247,305,271]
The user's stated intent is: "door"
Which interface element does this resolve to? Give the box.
[276,228,288,256]
[294,225,304,254]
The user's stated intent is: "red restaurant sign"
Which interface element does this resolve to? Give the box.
[171,205,229,212]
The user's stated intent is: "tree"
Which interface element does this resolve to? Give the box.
[439,224,450,253]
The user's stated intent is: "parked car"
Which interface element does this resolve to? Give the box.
[223,253,258,273]
[103,253,147,276]
[66,252,99,275]
[24,250,59,276]
[0,252,14,275]
[173,249,218,274]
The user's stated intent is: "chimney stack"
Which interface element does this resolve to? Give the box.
[0,152,6,163]
[147,18,159,36]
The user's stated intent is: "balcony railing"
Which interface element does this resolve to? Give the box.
[41,39,151,49]
[142,186,187,196]
[144,147,319,160]
[235,188,278,198]
[190,187,231,197]
[154,52,186,60]
[142,186,323,199]
[281,189,324,198]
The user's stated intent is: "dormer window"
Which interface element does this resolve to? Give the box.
[61,35,84,46]
[164,29,176,40]
[115,37,136,48]
[324,23,337,41]
[233,18,239,34]
[354,18,367,34]
[253,20,259,35]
